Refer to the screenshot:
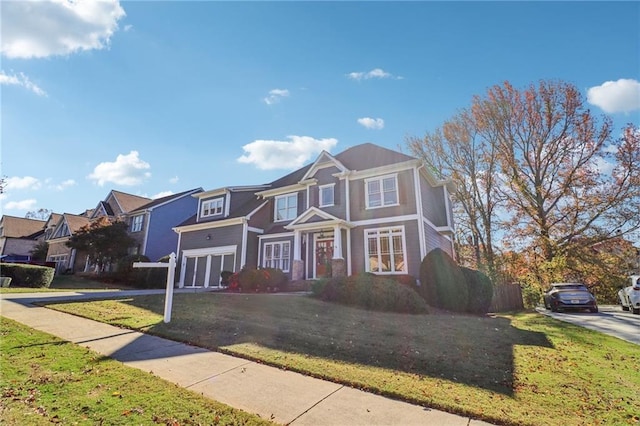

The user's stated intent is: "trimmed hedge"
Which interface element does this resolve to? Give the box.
[115,254,168,289]
[418,248,468,312]
[461,267,494,314]
[311,273,428,314]
[228,267,288,292]
[0,263,54,288]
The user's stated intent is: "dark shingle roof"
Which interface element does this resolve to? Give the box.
[0,216,45,238]
[130,188,202,213]
[334,143,416,170]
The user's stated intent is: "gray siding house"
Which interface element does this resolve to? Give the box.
[174,143,455,289]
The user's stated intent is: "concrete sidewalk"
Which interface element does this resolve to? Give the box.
[1,291,494,426]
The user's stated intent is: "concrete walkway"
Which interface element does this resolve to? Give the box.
[1,290,494,426]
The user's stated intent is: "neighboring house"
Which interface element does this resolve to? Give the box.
[174,143,455,289]
[0,215,47,262]
[46,213,91,274]
[125,188,203,261]
[46,190,152,273]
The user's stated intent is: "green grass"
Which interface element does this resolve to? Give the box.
[0,274,134,293]
[42,293,640,426]
[0,317,275,426]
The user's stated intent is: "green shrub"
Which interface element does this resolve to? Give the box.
[461,267,494,314]
[231,267,288,292]
[418,248,468,312]
[114,254,169,289]
[312,273,428,314]
[1,263,54,288]
[310,278,329,296]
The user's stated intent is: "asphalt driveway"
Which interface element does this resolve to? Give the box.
[536,305,640,345]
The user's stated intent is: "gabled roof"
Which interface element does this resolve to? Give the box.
[301,150,349,181]
[109,190,152,214]
[0,216,46,238]
[334,143,416,170]
[50,213,91,239]
[285,207,351,231]
[130,188,203,214]
[176,189,266,228]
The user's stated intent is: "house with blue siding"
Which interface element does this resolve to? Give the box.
[174,143,455,289]
[126,188,203,261]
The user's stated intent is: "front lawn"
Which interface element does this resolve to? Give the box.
[0,274,134,293]
[43,293,640,426]
[0,317,274,425]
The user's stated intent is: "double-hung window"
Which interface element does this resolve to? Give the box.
[201,198,223,218]
[365,227,407,274]
[131,214,144,232]
[275,193,297,221]
[319,184,335,207]
[263,241,291,272]
[365,175,398,208]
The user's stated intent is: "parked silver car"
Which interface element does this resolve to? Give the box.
[543,282,598,313]
[618,275,640,315]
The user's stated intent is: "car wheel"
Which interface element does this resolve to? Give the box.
[589,307,598,313]
[622,304,630,311]
[550,303,558,313]
[632,307,640,315]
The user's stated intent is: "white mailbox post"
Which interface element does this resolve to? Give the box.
[133,252,177,323]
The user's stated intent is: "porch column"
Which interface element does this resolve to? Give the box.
[331,226,346,278]
[292,230,304,280]
[332,226,343,259]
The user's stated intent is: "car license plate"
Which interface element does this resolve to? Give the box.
[570,300,579,304]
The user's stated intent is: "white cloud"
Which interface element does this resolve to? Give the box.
[357,117,385,130]
[587,79,640,114]
[238,136,338,170]
[4,199,37,211]
[263,88,290,105]
[152,191,174,199]
[1,0,126,59]
[347,68,402,81]
[5,176,41,191]
[54,179,76,190]
[169,176,179,184]
[88,151,151,186]
[0,71,47,96]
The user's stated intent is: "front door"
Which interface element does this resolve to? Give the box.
[315,239,333,278]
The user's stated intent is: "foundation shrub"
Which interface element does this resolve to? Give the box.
[0,263,54,288]
[312,273,428,314]
[461,267,494,314]
[419,248,468,312]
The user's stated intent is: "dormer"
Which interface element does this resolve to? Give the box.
[195,185,270,223]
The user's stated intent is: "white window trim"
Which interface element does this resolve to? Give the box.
[365,174,399,210]
[274,193,298,222]
[262,241,291,272]
[364,226,408,274]
[201,197,224,218]
[319,183,335,207]
[131,214,144,232]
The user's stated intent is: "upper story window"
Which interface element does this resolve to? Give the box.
[275,193,297,221]
[365,174,398,209]
[319,184,335,207]
[131,214,144,232]
[201,198,224,218]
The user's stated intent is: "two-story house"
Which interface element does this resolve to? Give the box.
[174,143,455,288]
[0,215,47,262]
[46,190,151,273]
[125,188,203,261]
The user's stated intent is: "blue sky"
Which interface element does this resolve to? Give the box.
[2,1,639,218]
